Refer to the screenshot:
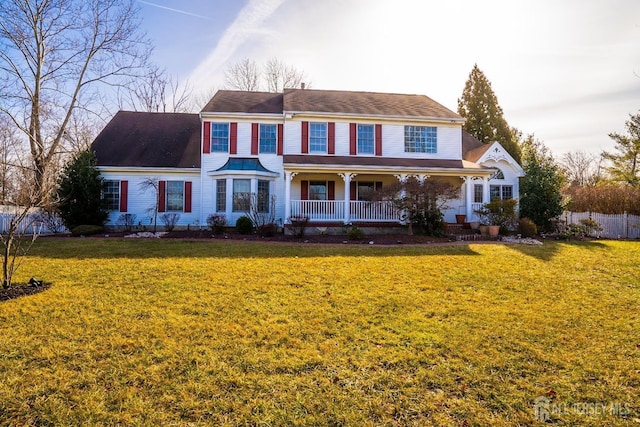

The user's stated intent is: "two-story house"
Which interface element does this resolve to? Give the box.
[92,88,524,231]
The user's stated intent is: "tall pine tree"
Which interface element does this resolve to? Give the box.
[603,112,640,187]
[458,64,521,163]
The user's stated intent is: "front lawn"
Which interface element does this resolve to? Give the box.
[0,239,638,425]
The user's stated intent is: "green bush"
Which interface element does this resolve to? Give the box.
[517,217,537,238]
[347,226,365,240]
[71,224,104,237]
[235,216,254,234]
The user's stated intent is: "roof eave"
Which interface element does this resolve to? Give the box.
[284,110,465,124]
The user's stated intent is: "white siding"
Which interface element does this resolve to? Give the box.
[481,159,521,200]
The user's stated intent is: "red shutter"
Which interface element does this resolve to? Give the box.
[301,180,309,200]
[119,180,128,212]
[251,123,259,155]
[328,181,335,200]
[158,180,166,213]
[184,181,192,213]
[349,123,357,155]
[350,181,357,201]
[301,121,309,154]
[277,123,283,155]
[375,124,382,156]
[230,122,238,154]
[328,122,335,154]
[203,122,211,154]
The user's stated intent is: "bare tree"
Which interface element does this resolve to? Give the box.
[560,150,603,187]
[224,58,261,91]
[264,57,308,93]
[0,0,151,204]
[223,57,309,92]
[139,177,160,233]
[120,65,193,113]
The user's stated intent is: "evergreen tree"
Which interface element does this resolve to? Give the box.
[56,150,108,230]
[519,135,565,230]
[603,112,640,187]
[458,64,521,163]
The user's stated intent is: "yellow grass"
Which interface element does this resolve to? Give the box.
[0,238,638,425]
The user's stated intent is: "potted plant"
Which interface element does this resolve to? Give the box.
[474,199,518,237]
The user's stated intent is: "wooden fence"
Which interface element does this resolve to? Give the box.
[563,211,640,239]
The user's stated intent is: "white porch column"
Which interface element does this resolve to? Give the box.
[394,174,409,224]
[284,172,297,222]
[461,176,473,219]
[339,172,357,223]
[482,176,490,203]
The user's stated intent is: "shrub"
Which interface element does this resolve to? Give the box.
[206,214,227,234]
[347,226,365,240]
[34,210,66,234]
[160,213,180,231]
[117,213,137,232]
[289,216,309,238]
[257,223,278,237]
[71,224,104,237]
[235,216,253,234]
[517,217,537,238]
[579,218,603,237]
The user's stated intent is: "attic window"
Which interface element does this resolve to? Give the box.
[490,169,505,180]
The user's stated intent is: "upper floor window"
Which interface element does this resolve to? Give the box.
[404,126,437,153]
[259,124,277,154]
[166,181,184,211]
[309,122,327,153]
[357,124,374,154]
[211,123,229,152]
[103,180,120,211]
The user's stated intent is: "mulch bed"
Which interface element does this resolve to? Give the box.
[0,282,51,302]
[162,230,454,245]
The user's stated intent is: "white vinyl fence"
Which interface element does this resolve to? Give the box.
[0,209,67,235]
[563,211,640,239]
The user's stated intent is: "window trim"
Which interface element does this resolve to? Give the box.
[404,125,437,153]
[259,123,277,154]
[357,124,375,155]
[210,123,230,153]
[309,122,328,153]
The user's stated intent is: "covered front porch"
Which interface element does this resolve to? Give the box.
[282,156,497,224]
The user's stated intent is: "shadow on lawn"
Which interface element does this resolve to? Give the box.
[504,239,609,261]
[33,238,484,259]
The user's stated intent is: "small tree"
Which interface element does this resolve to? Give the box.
[519,135,565,230]
[1,204,41,289]
[376,177,460,235]
[56,150,108,230]
[139,177,160,233]
[603,112,640,187]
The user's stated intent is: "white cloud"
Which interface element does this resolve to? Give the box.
[188,0,287,92]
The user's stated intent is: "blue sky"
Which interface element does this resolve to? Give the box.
[137,0,640,156]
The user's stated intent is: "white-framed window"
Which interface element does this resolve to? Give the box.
[257,180,270,212]
[357,124,374,154]
[259,124,277,154]
[309,122,327,153]
[490,185,513,201]
[211,123,229,152]
[232,179,250,211]
[166,181,184,211]
[404,126,437,153]
[216,179,226,212]
[356,181,375,201]
[103,180,120,211]
[309,181,327,200]
[474,184,483,203]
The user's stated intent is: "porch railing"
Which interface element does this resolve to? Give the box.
[290,200,345,221]
[290,200,399,222]
[349,201,399,222]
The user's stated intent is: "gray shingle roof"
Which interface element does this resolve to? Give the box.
[202,89,461,120]
[92,111,201,168]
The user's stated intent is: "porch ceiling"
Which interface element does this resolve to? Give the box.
[283,155,495,176]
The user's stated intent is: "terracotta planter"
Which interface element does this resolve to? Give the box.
[455,214,466,224]
[479,225,489,236]
[469,221,480,230]
[488,225,500,237]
